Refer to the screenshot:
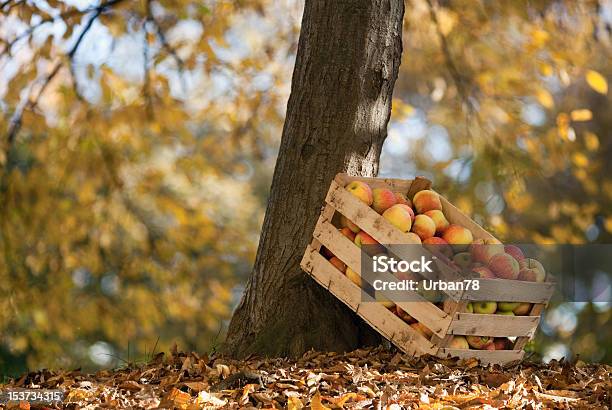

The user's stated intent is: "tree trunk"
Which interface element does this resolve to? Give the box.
[224,0,404,358]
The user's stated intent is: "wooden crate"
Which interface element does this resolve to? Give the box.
[300,173,555,365]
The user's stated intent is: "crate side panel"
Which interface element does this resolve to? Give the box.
[302,247,436,355]
[313,219,453,339]
[326,181,421,245]
[448,313,540,337]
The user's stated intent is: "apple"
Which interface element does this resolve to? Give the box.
[321,246,335,259]
[410,322,433,338]
[423,237,453,259]
[466,335,493,350]
[340,215,360,233]
[339,227,356,242]
[395,306,415,323]
[411,214,436,241]
[504,245,525,262]
[469,238,504,264]
[396,203,415,222]
[472,265,495,279]
[448,336,470,349]
[329,257,346,273]
[466,302,474,313]
[452,252,473,270]
[424,210,449,234]
[484,343,496,351]
[518,258,546,282]
[345,181,373,205]
[382,204,413,232]
[513,302,532,316]
[354,231,385,255]
[472,301,497,314]
[412,190,442,214]
[497,302,520,312]
[376,294,395,309]
[442,225,474,252]
[496,310,515,316]
[345,267,362,287]
[372,188,397,214]
[394,192,412,208]
[494,338,511,350]
[488,253,520,280]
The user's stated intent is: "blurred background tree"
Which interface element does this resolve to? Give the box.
[0,0,609,374]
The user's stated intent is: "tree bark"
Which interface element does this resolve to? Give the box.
[224,0,404,358]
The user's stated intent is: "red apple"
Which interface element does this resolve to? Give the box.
[442,224,474,252]
[472,265,496,279]
[470,238,504,264]
[488,253,520,279]
[411,214,436,241]
[394,192,412,208]
[424,210,450,234]
[329,257,346,273]
[345,181,373,205]
[412,190,442,214]
[423,237,453,259]
[340,215,360,233]
[466,335,493,349]
[339,227,356,242]
[504,245,525,262]
[372,188,397,214]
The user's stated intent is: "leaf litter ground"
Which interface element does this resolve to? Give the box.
[2,346,609,409]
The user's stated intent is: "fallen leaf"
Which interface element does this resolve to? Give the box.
[118,380,142,392]
[311,391,330,410]
[287,396,304,410]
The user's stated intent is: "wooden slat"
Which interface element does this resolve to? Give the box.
[438,348,524,365]
[432,300,469,348]
[335,173,413,193]
[326,180,420,245]
[462,278,555,303]
[448,313,540,337]
[385,244,464,300]
[312,219,452,338]
[300,247,437,355]
[513,303,546,350]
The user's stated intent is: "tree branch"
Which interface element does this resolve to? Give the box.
[147,2,187,94]
[0,0,125,57]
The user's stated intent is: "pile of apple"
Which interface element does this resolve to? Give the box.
[320,180,547,351]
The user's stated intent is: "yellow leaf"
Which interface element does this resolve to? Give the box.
[585,70,608,94]
[570,109,592,122]
[287,397,304,410]
[572,152,589,168]
[536,89,554,109]
[604,217,612,233]
[392,98,414,119]
[311,392,330,410]
[584,132,599,151]
[538,62,553,77]
[438,9,458,35]
[531,28,550,47]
